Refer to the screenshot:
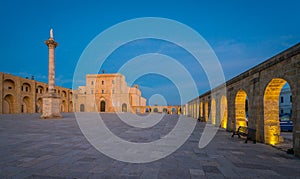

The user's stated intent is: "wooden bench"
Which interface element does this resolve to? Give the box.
[232,126,256,143]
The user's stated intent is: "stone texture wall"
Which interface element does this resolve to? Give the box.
[185,43,300,157]
[74,73,147,113]
[0,73,73,114]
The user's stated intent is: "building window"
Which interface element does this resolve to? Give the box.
[280,109,283,114]
[91,90,93,94]
[102,90,104,94]
[26,86,29,92]
[112,80,115,84]
[91,81,94,85]
[36,89,38,93]
[280,96,284,103]
[112,89,114,94]
[102,80,104,85]
[290,95,292,103]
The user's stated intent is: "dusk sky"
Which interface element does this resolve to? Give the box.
[1,0,299,105]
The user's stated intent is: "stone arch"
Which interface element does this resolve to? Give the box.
[211,99,216,125]
[61,100,67,112]
[3,94,14,113]
[69,101,73,112]
[153,108,158,113]
[62,90,67,98]
[100,100,106,112]
[4,79,15,90]
[199,101,203,118]
[171,108,176,114]
[263,78,292,145]
[37,98,43,113]
[37,85,44,94]
[22,83,31,93]
[22,96,31,113]
[205,101,208,122]
[122,103,127,112]
[80,104,85,112]
[163,108,168,113]
[220,96,228,129]
[235,89,248,129]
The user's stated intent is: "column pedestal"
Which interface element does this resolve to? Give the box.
[41,93,62,119]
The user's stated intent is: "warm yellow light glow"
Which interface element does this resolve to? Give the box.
[235,90,247,129]
[221,96,228,129]
[211,99,216,125]
[194,103,197,118]
[205,101,208,122]
[264,78,286,145]
[200,102,203,117]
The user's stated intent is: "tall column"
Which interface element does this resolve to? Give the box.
[41,29,62,119]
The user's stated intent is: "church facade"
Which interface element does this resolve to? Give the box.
[74,73,147,113]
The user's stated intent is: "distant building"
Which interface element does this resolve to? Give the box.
[74,73,147,113]
[0,72,73,114]
[279,88,292,115]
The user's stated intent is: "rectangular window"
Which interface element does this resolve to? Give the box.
[91,90,93,94]
[280,109,283,114]
[91,81,94,85]
[112,89,114,94]
[112,80,115,84]
[102,81,104,85]
[280,96,284,103]
[36,89,38,93]
[102,90,104,94]
[290,95,292,103]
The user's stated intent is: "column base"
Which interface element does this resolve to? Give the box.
[40,93,62,119]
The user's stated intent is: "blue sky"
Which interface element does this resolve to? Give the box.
[1,0,299,105]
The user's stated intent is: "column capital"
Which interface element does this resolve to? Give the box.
[45,39,58,48]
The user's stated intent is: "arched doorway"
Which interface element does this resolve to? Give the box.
[61,100,67,112]
[220,96,228,129]
[211,99,216,125]
[3,94,14,114]
[122,103,127,112]
[22,96,31,113]
[154,108,158,113]
[205,101,208,122]
[264,78,291,145]
[37,98,43,113]
[235,90,248,129]
[69,101,73,112]
[163,108,168,113]
[100,101,106,112]
[80,104,85,112]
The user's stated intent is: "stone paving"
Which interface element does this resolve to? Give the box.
[0,113,300,178]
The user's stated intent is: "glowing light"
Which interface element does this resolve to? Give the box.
[221,96,228,129]
[264,78,286,145]
[235,90,247,129]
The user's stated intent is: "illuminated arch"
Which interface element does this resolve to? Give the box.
[263,78,290,145]
[199,101,203,117]
[220,96,228,129]
[235,89,248,129]
[205,101,209,122]
[211,99,216,125]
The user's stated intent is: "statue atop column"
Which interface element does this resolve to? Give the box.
[41,28,62,119]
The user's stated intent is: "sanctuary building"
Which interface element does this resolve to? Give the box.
[74,73,147,113]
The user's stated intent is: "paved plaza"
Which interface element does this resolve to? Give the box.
[0,113,300,178]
